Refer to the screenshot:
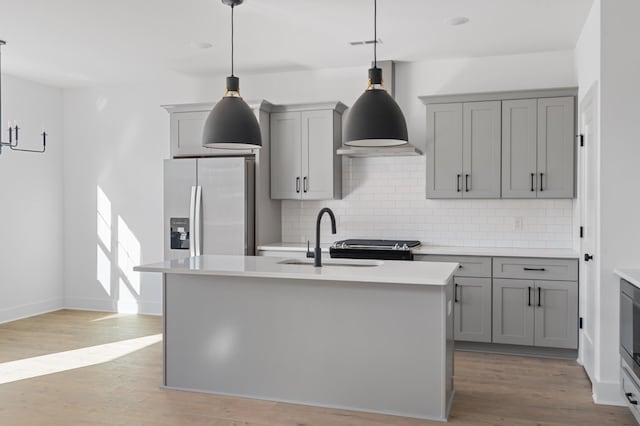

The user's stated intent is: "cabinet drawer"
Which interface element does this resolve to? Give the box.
[417,255,491,278]
[493,257,578,281]
[621,363,640,422]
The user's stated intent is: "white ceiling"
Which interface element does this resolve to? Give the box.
[0,0,593,88]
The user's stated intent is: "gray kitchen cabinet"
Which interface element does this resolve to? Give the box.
[170,110,213,157]
[270,112,301,199]
[418,255,492,343]
[537,97,575,198]
[501,99,538,198]
[533,280,578,349]
[493,278,535,346]
[426,103,463,198]
[164,102,270,158]
[422,89,576,200]
[454,277,492,343]
[270,103,346,200]
[426,101,501,199]
[462,101,502,198]
[502,97,575,198]
[493,257,578,282]
[493,278,578,349]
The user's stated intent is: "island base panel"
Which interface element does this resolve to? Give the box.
[164,274,453,421]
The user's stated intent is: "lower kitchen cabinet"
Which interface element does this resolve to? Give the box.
[493,278,577,349]
[493,279,535,345]
[534,280,578,349]
[454,277,492,343]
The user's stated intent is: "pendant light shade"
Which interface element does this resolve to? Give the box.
[344,0,408,147]
[202,0,262,150]
[202,77,262,149]
[344,69,408,147]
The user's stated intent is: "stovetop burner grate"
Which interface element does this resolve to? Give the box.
[333,239,421,249]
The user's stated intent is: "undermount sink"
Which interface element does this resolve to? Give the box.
[278,258,383,267]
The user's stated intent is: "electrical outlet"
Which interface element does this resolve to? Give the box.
[513,217,523,231]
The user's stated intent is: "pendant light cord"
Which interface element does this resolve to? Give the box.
[231,4,235,77]
[373,0,377,67]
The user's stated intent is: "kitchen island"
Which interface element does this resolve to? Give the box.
[134,255,458,421]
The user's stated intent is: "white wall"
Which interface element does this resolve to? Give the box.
[0,74,64,323]
[62,75,204,314]
[62,50,578,314]
[596,0,640,405]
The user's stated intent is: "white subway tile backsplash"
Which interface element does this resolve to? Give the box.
[281,156,574,249]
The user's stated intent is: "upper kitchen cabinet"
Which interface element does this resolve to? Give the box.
[270,102,346,200]
[163,101,272,158]
[502,97,575,198]
[421,89,577,200]
[425,103,463,198]
[536,97,576,198]
[502,99,538,198]
[425,101,501,199]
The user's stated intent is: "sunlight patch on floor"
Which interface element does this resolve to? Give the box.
[90,312,137,322]
[0,334,162,385]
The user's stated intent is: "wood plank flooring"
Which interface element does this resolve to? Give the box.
[0,310,635,426]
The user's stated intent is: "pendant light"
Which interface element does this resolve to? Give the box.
[344,0,408,147]
[202,0,261,150]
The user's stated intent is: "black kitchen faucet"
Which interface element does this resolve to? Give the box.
[314,207,336,267]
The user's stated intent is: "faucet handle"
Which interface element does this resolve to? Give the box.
[306,240,314,258]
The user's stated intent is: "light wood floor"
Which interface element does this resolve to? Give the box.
[0,310,635,426]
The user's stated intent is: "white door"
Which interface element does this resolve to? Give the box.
[578,84,599,381]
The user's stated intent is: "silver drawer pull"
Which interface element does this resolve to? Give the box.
[523,267,546,272]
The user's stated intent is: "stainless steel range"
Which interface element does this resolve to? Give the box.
[329,239,421,261]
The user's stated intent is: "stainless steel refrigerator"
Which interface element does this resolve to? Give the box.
[164,157,255,260]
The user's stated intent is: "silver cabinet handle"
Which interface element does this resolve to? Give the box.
[540,172,544,192]
[303,176,308,193]
[296,177,300,193]
[465,174,470,192]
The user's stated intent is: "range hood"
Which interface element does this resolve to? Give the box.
[337,144,422,157]
[337,61,422,158]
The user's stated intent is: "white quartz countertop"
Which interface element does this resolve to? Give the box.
[134,255,458,287]
[615,269,640,289]
[257,242,580,259]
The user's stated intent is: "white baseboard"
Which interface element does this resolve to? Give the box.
[0,298,65,324]
[64,297,162,316]
[593,379,625,406]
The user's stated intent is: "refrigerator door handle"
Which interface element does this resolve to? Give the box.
[194,186,203,256]
[189,186,197,257]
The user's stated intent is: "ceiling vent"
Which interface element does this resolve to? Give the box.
[349,38,383,46]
